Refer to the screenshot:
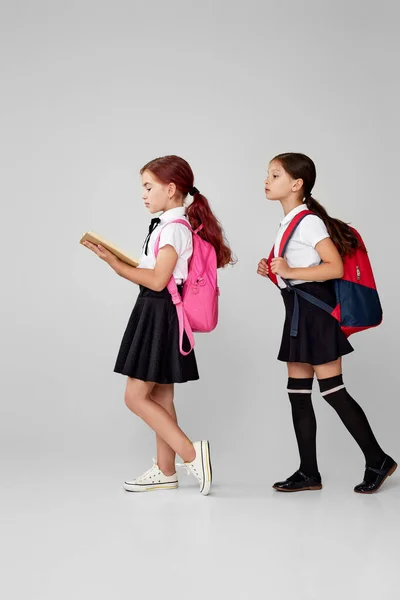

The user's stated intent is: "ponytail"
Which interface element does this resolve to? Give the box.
[140,155,235,267]
[270,153,362,258]
[187,192,236,268]
[305,195,361,257]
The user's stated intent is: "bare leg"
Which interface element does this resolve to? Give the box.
[312,357,342,380]
[150,383,177,476]
[287,362,314,379]
[124,378,195,463]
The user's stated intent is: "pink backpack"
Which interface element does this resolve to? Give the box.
[154,219,219,355]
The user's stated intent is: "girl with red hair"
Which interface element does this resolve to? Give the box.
[84,155,234,496]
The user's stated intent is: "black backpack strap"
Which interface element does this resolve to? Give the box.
[283,279,334,337]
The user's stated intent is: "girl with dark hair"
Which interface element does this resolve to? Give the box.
[83,155,234,495]
[257,152,396,494]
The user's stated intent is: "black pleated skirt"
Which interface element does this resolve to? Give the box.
[114,285,199,384]
[278,281,354,365]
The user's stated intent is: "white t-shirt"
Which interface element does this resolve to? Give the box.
[138,206,193,283]
[274,204,330,289]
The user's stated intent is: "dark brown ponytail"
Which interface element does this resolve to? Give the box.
[305,195,360,257]
[274,153,361,257]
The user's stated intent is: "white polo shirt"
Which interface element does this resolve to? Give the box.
[274,204,330,289]
[137,206,193,283]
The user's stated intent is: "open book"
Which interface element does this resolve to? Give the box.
[80,231,139,267]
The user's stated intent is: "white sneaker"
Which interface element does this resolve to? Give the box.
[178,440,212,496]
[124,459,179,492]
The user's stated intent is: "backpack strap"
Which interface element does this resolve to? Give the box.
[267,246,278,286]
[285,284,335,336]
[267,210,314,286]
[278,210,314,257]
[154,219,196,355]
[269,209,335,336]
[166,281,195,356]
[154,219,193,255]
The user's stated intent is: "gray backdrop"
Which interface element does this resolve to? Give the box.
[2,0,399,484]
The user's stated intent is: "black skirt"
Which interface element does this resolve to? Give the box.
[278,281,354,365]
[114,285,199,384]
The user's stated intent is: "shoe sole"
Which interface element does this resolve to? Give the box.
[273,484,323,492]
[200,441,212,496]
[124,483,179,492]
[354,462,398,494]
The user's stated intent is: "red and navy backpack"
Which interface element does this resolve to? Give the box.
[267,210,383,338]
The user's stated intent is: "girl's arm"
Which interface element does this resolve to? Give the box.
[83,241,178,292]
[115,245,178,291]
[270,238,344,281]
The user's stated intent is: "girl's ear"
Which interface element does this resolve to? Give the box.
[292,178,304,193]
[167,182,177,198]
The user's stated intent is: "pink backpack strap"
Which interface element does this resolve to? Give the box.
[154,219,196,356]
[154,219,193,255]
[166,279,195,356]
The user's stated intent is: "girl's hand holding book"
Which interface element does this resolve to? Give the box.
[82,240,121,271]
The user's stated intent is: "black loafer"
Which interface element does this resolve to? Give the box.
[354,455,397,494]
[273,470,322,492]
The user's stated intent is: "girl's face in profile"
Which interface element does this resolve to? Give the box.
[265,160,302,202]
[141,170,169,214]
[141,170,181,214]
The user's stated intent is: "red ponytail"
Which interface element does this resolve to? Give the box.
[186,192,235,268]
[140,155,235,268]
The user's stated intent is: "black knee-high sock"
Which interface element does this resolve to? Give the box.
[287,377,320,477]
[318,374,385,468]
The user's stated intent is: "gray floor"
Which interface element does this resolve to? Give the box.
[3,450,400,600]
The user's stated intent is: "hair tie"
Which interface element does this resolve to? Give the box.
[189,186,200,196]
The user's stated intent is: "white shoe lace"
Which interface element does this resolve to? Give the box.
[136,458,159,482]
[176,461,202,483]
